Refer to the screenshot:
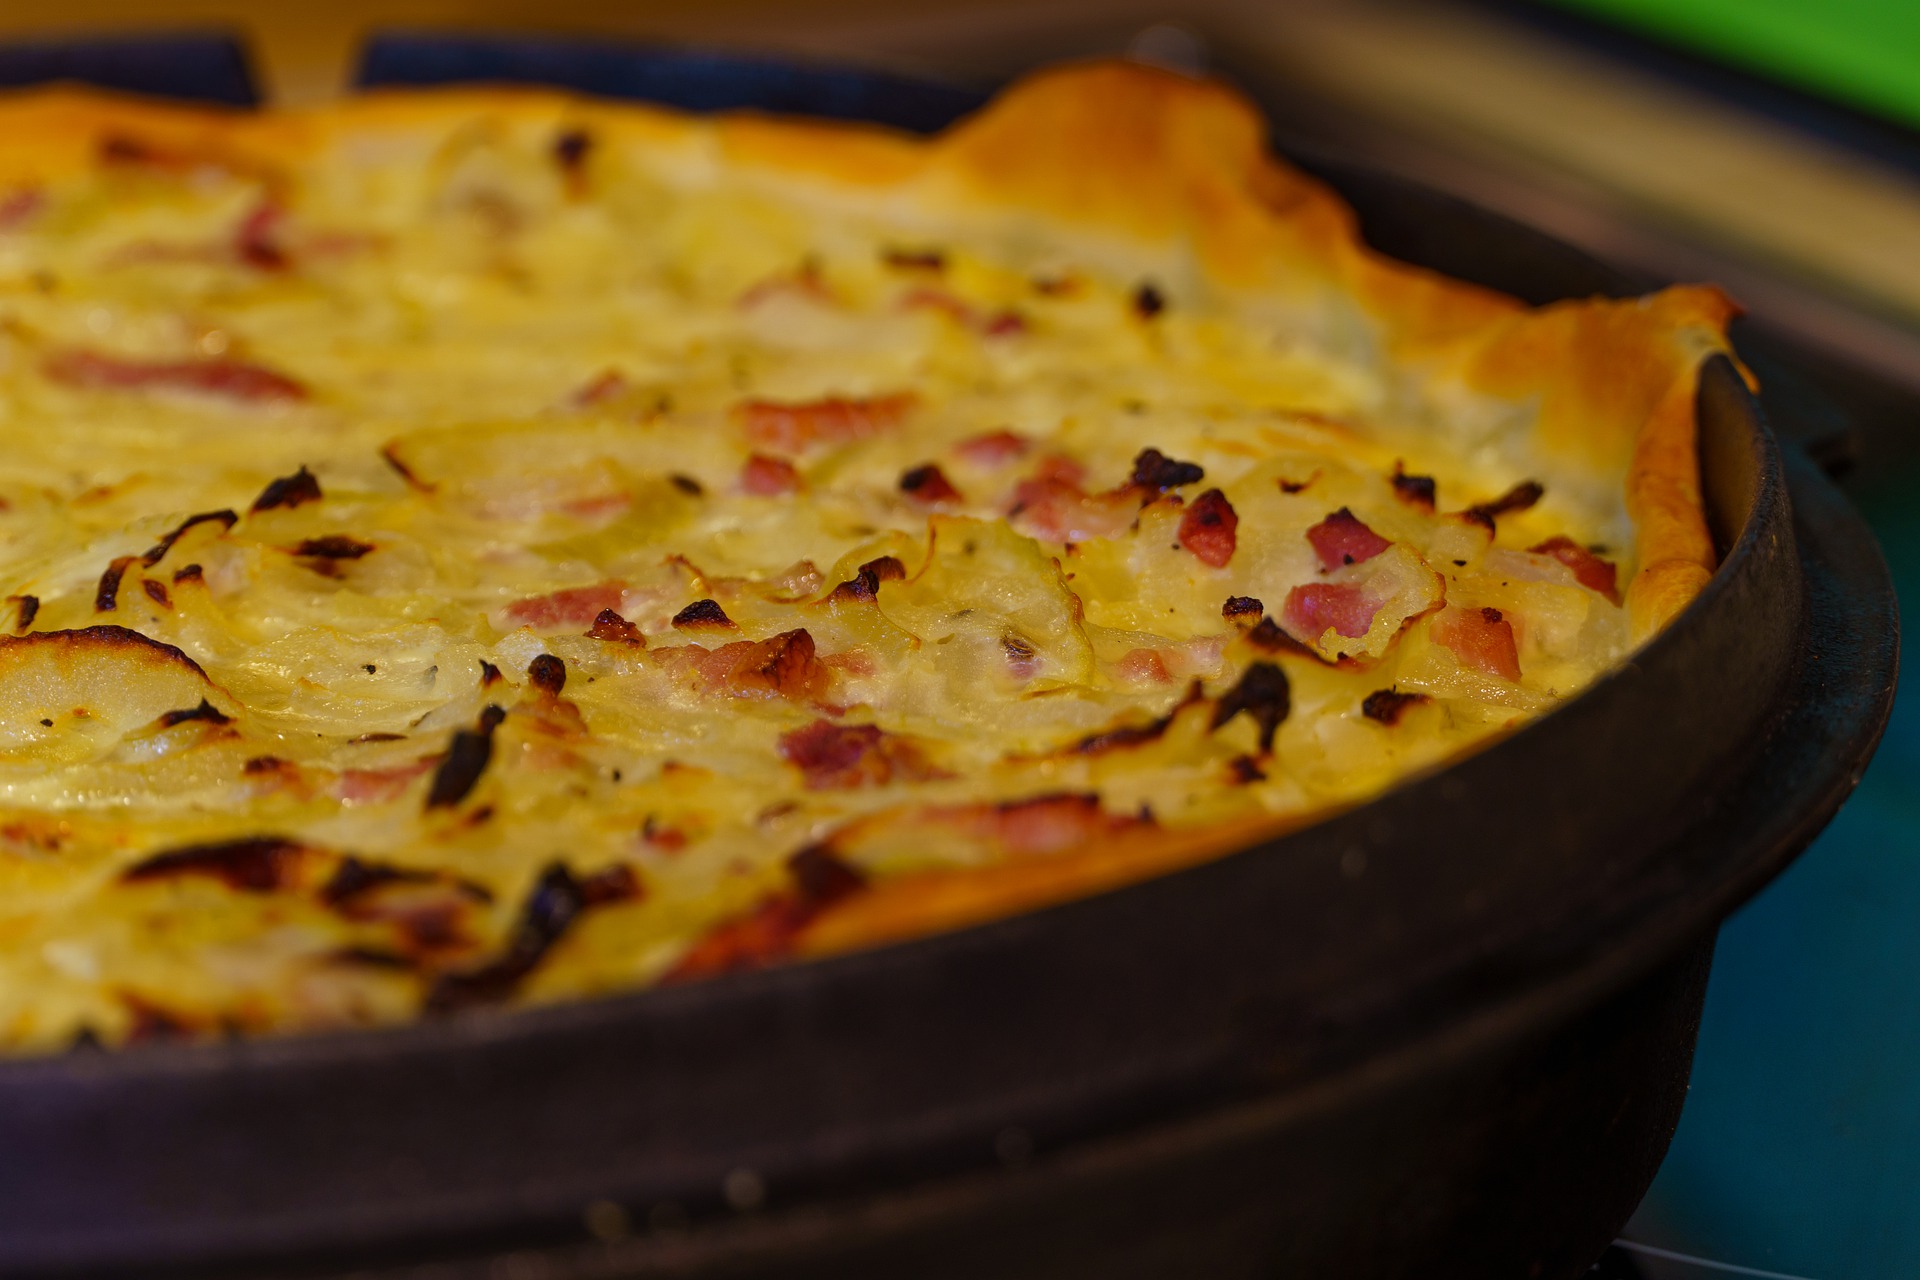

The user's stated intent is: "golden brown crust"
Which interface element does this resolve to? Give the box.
[0,62,1738,979]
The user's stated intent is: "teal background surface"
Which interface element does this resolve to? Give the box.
[1629,467,1917,1278]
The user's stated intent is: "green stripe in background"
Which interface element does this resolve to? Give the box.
[1549,0,1920,131]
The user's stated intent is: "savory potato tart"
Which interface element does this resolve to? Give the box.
[0,60,1735,1049]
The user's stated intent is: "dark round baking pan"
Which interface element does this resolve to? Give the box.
[0,37,1897,1280]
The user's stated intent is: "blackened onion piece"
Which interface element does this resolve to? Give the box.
[663,846,866,982]
[669,473,704,497]
[251,465,322,513]
[320,855,492,909]
[1130,447,1205,493]
[1222,595,1264,623]
[1361,687,1430,726]
[527,653,566,695]
[1465,480,1544,530]
[157,698,231,728]
[123,836,311,893]
[551,127,593,171]
[380,445,435,493]
[1073,682,1203,755]
[1210,661,1291,753]
[1391,464,1436,510]
[142,579,170,608]
[1133,281,1166,318]
[142,509,238,567]
[1245,616,1328,662]
[829,556,906,604]
[672,598,735,630]
[95,556,135,612]
[882,247,946,272]
[424,859,639,1013]
[479,660,503,687]
[294,535,373,560]
[11,594,37,633]
[426,705,506,809]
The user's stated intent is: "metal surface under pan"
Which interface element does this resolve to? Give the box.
[0,33,1897,1280]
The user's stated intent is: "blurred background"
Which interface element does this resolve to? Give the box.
[1,2,1912,1276]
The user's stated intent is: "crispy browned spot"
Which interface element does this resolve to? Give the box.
[251,465,322,513]
[94,556,135,612]
[1361,687,1430,726]
[142,509,238,567]
[662,845,866,982]
[1133,281,1166,318]
[380,445,435,493]
[527,653,567,695]
[828,556,906,603]
[1130,446,1204,493]
[142,579,170,608]
[294,535,373,560]
[1070,682,1203,756]
[424,860,642,1013]
[156,698,230,728]
[900,464,963,505]
[882,247,945,272]
[585,609,644,644]
[672,598,735,631]
[1464,480,1544,530]
[425,705,506,809]
[1210,662,1291,753]
[1222,595,1264,623]
[1391,462,1436,511]
[123,836,314,893]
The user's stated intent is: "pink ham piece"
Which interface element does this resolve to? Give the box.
[43,349,306,402]
[777,720,941,790]
[1306,508,1391,572]
[1178,490,1239,568]
[1530,536,1622,604]
[954,429,1030,467]
[1283,582,1382,641]
[740,453,802,496]
[1008,477,1134,542]
[737,394,915,453]
[1432,605,1522,680]
[501,581,627,631]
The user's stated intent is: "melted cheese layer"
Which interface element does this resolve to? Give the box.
[0,84,1648,1051]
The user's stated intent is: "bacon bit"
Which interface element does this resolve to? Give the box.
[672,598,736,631]
[1222,595,1264,624]
[1009,476,1134,542]
[585,609,645,645]
[10,594,37,633]
[1464,480,1544,530]
[955,429,1030,467]
[503,581,627,631]
[1391,463,1436,511]
[1361,687,1430,726]
[1306,508,1391,572]
[1131,447,1205,493]
[426,705,506,809]
[142,579,170,608]
[234,202,288,271]
[642,815,690,853]
[95,556,135,612]
[527,654,567,695]
[663,845,867,982]
[778,720,941,790]
[157,699,230,728]
[662,629,831,702]
[251,466,321,513]
[1211,662,1291,752]
[1283,583,1381,641]
[1178,489,1238,567]
[882,247,945,272]
[738,393,915,453]
[1132,281,1166,319]
[123,836,312,893]
[1530,536,1622,604]
[44,349,307,402]
[336,757,439,805]
[1228,755,1267,784]
[900,463,963,506]
[1114,648,1174,684]
[0,187,43,230]
[739,452,802,497]
[143,509,238,567]
[1032,453,1087,487]
[828,556,907,604]
[1432,606,1522,681]
[568,369,629,408]
[425,860,636,1012]
[380,445,434,493]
